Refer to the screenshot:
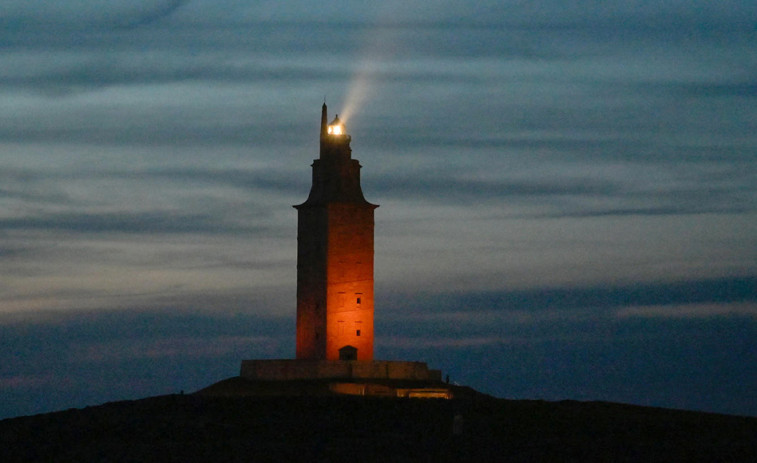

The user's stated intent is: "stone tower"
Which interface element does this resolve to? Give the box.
[294,104,378,361]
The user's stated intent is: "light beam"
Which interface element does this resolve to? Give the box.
[339,5,404,124]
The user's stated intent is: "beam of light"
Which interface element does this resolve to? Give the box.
[340,64,373,125]
[339,5,405,124]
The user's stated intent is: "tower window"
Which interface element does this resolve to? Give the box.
[356,330,361,337]
[356,297,361,305]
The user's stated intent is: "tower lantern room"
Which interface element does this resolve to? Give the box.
[327,115,345,136]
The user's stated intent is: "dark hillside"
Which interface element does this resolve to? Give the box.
[1,387,756,462]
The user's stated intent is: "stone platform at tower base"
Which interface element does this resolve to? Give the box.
[241,359,442,383]
[238,359,450,398]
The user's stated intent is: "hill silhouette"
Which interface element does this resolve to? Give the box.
[1,377,756,462]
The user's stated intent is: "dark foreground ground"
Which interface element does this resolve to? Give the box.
[1,378,756,462]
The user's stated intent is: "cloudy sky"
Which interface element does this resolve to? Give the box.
[1,1,756,419]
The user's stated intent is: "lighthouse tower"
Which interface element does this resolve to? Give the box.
[240,105,443,391]
[294,104,378,361]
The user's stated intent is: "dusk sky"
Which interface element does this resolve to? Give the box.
[2,1,756,419]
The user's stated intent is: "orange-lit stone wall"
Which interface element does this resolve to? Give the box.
[324,203,374,360]
[295,202,375,360]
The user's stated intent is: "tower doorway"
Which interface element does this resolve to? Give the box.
[339,345,358,361]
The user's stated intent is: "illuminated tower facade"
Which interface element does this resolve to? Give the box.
[294,104,378,361]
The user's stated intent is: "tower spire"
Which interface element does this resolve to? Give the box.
[320,102,328,140]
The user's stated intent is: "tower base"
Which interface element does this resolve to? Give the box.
[240,359,442,383]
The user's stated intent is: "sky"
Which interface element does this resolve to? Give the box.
[1,1,756,419]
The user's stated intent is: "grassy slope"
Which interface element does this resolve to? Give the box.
[1,380,756,462]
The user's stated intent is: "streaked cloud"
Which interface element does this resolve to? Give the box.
[0,1,189,28]
[424,277,757,312]
[0,374,70,389]
[617,302,757,319]
[0,211,249,234]
[67,335,279,363]
[378,336,506,349]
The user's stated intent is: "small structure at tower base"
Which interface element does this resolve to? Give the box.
[241,359,441,382]
[239,359,452,398]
